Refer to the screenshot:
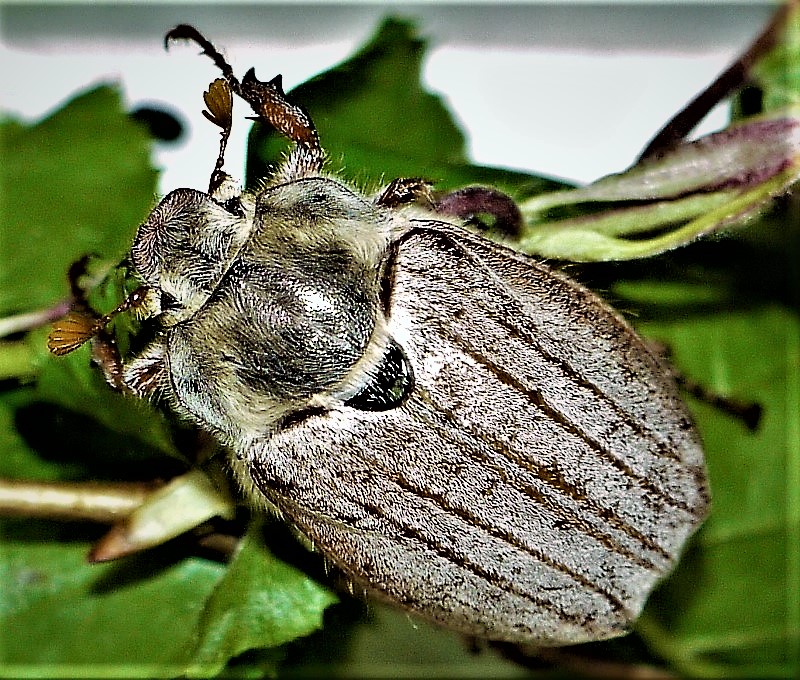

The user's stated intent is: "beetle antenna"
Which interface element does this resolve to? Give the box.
[201,78,234,193]
[47,287,150,357]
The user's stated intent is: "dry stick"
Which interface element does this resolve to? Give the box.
[639,0,798,160]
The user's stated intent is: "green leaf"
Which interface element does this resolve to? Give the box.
[246,17,561,200]
[0,530,225,677]
[634,305,799,677]
[0,86,158,315]
[185,523,337,678]
[518,114,800,261]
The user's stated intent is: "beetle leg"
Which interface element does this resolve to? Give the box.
[88,328,127,391]
[647,339,762,431]
[166,24,323,178]
[202,78,234,193]
[123,341,169,398]
[87,333,167,398]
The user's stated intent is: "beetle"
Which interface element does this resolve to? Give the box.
[49,25,708,645]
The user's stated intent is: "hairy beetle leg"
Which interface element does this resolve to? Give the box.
[649,339,762,431]
[90,328,127,391]
[167,24,323,177]
[83,297,165,396]
[202,78,234,194]
[676,373,763,432]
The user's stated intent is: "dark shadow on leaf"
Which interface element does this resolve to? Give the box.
[223,646,287,678]
[89,536,203,595]
[259,517,339,589]
[644,538,710,631]
[279,596,372,673]
[255,517,369,668]
[14,401,186,481]
[567,226,797,323]
[491,632,663,677]
[1,516,107,545]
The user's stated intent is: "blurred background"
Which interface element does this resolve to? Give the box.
[0,1,776,193]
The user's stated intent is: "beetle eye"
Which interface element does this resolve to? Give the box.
[160,291,181,312]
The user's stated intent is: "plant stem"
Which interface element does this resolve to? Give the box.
[0,478,160,523]
[639,0,798,159]
[0,301,71,339]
